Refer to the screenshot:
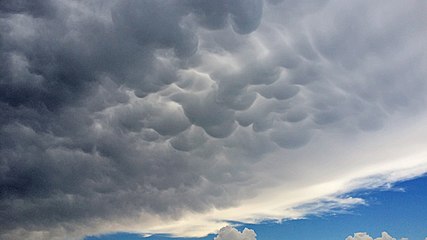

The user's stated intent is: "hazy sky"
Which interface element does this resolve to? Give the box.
[1,1,427,240]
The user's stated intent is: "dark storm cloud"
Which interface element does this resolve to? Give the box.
[1,0,427,239]
[0,0,54,17]
[0,1,265,238]
[188,0,263,34]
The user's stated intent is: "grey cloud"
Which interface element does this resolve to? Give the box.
[189,0,230,30]
[107,96,191,136]
[189,0,263,34]
[172,91,237,138]
[270,125,312,149]
[228,0,263,34]
[255,82,300,100]
[0,0,54,17]
[0,1,267,238]
[224,127,276,158]
[283,108,308,123]
[1,0,427,239]
[112,0,198,58]
[170,125,207,152]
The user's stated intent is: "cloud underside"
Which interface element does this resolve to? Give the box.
[1,0,427,239]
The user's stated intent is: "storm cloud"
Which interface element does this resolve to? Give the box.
[1,0,427,239]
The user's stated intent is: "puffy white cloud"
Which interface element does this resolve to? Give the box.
[213,228,412,240]
[214,226,256,240]
[346,232,408,240]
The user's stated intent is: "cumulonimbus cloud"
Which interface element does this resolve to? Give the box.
[1,0,427,239]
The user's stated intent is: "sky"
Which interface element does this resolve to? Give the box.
[85,175,427,240]
[0,0,427,240]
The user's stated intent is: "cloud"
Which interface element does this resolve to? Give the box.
[214,228,411,240]
[1,0,427,239]
[214,226,256,240]
[346,232,405,240]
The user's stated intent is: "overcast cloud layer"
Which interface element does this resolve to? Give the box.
[1,0,427,239]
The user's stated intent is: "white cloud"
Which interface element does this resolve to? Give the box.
[346,232,409,240]
[214,226,256,240]
[212,228,413,240]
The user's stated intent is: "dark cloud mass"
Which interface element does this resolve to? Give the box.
[0,0,427,239]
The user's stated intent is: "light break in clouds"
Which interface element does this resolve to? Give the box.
[1,0,427,239]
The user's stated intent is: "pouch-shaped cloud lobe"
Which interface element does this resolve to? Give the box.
[1,0,427,239]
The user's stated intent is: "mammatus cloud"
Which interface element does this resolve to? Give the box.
[1,0,427,239]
